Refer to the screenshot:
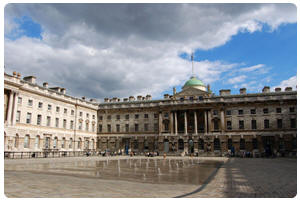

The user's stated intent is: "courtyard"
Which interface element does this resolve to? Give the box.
[4,156,296,198]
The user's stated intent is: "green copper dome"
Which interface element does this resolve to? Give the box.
[183,76,205,87]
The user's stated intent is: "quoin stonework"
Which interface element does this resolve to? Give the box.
[4,71,297,157]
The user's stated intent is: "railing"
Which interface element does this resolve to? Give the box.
[4,150,99,159]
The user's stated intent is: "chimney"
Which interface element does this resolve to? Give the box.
[142,97,145,100]
[43,82,48,88]
[112,97,118,102]
[239,88,246,95]
[137,95,142,101]
[123,98,128,102]
[146,94,152,100]
[89,98,97,103]
[12,71,17,77]
[104,98,109,102]
[17,72,21,78]
[275,88,281,92]
[60,88,66,94]
[219,89,231,96]
[117,98,120,102]
[23,76,36,84]
[129,96,135,101]
[285,87,292,92]
[50,87,60,92]
[262,86,270,93]
[164,94,169,99]
[82,96,86,100]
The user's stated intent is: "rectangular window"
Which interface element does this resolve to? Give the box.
[213,110,218,115]
[144,123,149,131]
[16,111,21,122]
[277,119,282,129]
[47,116,51,126]
[92,115,95,119]
[86,123,89,131]
[38,102,43,109]
[264,119,269,129]
[99,124,102,132]
[107,124,111,132]
[116,124,120,132]
[135,114,139,119]
[154,114,158,119]
[18,97,22,104]
[26,113,32,124]
[71,110,74,115]
[63,119,67,129]
[79,122,82,130]
[99,115,103,120]
[48,104,52,111]
[86,113,89,118]
[263,108,269,114]
[135,124,139,132]
[144,114,149,118]
[276,108,281,113]
[55,118,59,128]
[116,115,120,120]
[226,110,231,115]
[70,120,74,129]
[250,109,256,114]
[154,123,158,131]
[37,114,42,125]
[226,121,232,130]
[92,124,95,132]
[107,115,111,120]
[125,114,129,120]
[238,110,243,115]
[80,112,83,117]
[164,113,169,118]
[64,108,67,114]
[239,120,244,129]
[125,124,129,132]
[290,107,295,113]
[291,118,296,128]
[214,119,219,130]
[28,99,33,106]
[251,120,257,130]
[56,106,60,113]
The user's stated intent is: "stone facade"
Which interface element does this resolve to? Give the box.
[4,72,98,152]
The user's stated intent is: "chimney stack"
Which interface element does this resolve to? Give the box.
[275,88,281,92]
[262,86,270,93]
[285,87,292,92]
[23,76,36,84]
[43,82,48,88]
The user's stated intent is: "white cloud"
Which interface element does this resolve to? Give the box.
[240,64,264,72]
[228,75,247,84]
[272,76,297,91]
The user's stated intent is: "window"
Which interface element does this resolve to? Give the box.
[86,123,89,131]
[291,118,296,128]
[35,136,40,149]
[92,115,95,119]
[24,135,30,148]
[99,124,102,132]
[180,97,184,101]
[264,119,269,129]
[144,114,149,119]
[107,124,111,132]
[252,138,258,149]
[277,119,282,129]
[53,137,58,149]
[214,119,219,130]
[189,96,194,101]
[71,110,74,115]
[107,115,111,120]
[86,113,89,118]
[69,138,73,149]
[91,139,95,150]
[84,140,89,150]
[28,99,33,106]
[26,113,32,124]
[38,102,43,109]
[135,124,139,132]
[64,108,67,114]
[133,140,138,149]
[18,97,22,104]
[198,139,204,150]
[144,123,149,131]
[92,124,95,132]
[14,134,19,148]
[125,124,129,132]
[47,116,51,126]
[263,108,268,114]
[116,115,120,120]
[55,118,59,128]
[154,123,158,131]
[37,114,42,125]
[240,139,245,150]
[63,119,67,129]
[238,110,243,115]
[78,138,82,149]
[290,107,295,113]
[251,120,257,129]
[44,137,50,149]
[276,108,281,113]
[154,114,158,118]
[213,110,218,115]
[144,140,149,150]
[227,121,232,130]
[116,124,120,132]
[178,139,184,150]
[125,114,129,120]
[164,113,169,118]
[239,120,244,129]
[99,115,103,120]
[227,139,232,149]
[250,109,256,114]
[48,104,52,111]
[79,112,83,117]
[214,138,220,150]
[16,111,21,122]
[135,114,139,119]
[56,106,60,113]
[199,96,204,101]
[70,120,74,129]
[79,122,82,130]
[226,110,231,115]
[61,137,65,148]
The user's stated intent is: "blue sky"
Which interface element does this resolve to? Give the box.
[4,4,297,100]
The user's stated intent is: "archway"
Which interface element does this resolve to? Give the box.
[163,139,169,153]
[188,139,194,154]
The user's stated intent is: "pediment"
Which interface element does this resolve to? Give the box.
[175,87,208,97]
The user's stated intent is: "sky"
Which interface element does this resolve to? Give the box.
[4,3,297,102]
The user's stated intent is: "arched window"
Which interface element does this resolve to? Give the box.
[163,119,169,131]
[198,139,204,150]
[133,139,138,149]
[228,139,232,149]
[14,134,19,148]
[240,139,245,150]
[91,139,95,150]
[78,138,82,149]
[69,138,73,149]
[24,135,30,148]
[214,138,220,150]
[178,139,184,150]
[53,137,58,149]
[144,140,149,150]
[252,138,258,149]
[35,135,40,149]
[84,139,89,150]
[61,137,66,148]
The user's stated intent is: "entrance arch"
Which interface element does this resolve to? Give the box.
[188,139,194,154]
[163,139,169,153]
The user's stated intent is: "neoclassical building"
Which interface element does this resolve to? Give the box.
[4,72,98,153]
[97,76,297,156]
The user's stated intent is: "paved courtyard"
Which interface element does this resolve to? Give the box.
[4,156,296,198]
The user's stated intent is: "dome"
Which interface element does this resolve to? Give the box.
[183,76,205,88]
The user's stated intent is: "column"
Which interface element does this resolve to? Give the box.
[158,112,162,135]
[220,109,225,133]
[11,92,19,126]
[204,111,208,134]
[194,111,198,135]
[174,111,178,135]
[184,111,188,135]
[207,110,211,133]
[6,91,14,125]
[170,111,174,134]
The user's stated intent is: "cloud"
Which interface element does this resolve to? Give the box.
[272,76,297,91]
[4,3,297,101]
[228,75,247,84]
[240,64,264,72]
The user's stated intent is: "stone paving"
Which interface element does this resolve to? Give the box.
[4,156,297,198]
